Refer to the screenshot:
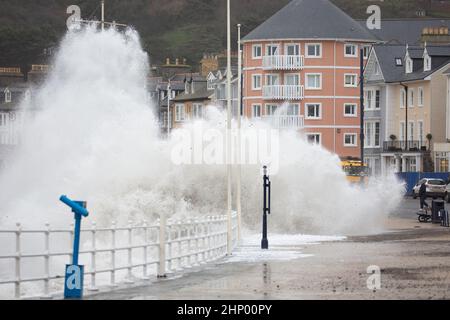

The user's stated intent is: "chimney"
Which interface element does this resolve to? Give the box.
[421,26,450,45]
[175,58,179,65]
[166,58,170,65]
[183,58,187,65]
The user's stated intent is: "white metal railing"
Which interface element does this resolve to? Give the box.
[262,85,304,100]
[262,55,304,70]
[261,115,305,129]
[0,213,238,299]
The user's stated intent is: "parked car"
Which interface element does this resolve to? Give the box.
[445,183,450,203]
[412,178,447,200]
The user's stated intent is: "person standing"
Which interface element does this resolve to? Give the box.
[419,181,429,212]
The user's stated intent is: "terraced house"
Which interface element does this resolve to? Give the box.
[241,0,376,159]
[364,39,450,175]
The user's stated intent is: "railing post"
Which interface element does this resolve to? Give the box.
[14,223,21,299]
[110,221,117,287]
[193,218,200,266]
[142,220,149,280]
[89,221,98,291]
[43,222,52,299]
[167,222,173,272]
[177,221,183,271]
[207,216,212,260]
[157,215,167,278]
[125,220,134,284]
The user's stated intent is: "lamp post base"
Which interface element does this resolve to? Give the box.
[261,238,269,250]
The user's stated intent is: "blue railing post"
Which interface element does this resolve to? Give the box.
[59,195,89,299]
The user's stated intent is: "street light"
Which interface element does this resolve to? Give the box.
[236,23,242,242]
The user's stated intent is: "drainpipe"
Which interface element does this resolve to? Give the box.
[400,83,409,172]
[360,48,365,182]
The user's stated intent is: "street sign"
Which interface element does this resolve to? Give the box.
[64,265,84,299]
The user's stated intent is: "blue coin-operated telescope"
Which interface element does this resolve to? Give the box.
[60,195,89,299]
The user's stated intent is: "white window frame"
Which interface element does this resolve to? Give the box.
[400,121,406,140]
[418,120,424,142]
[285,43,300,56]
[408,121,415,142]
[265,104,278,116]
[175,104,186,122]
[252,74,262,90]
[305,73,322,90]
[424,54,431,72]
[266,44,280,56]
[306,133,321,145]
[305,103,322,120]
[252,103,262,118]
[4,89,11,103]
[363,45,371,59]
[252,44,262,59]
[287,103,300,116]
[418,87,424,107]
[265,73,280,86]
[306,43,322,58]
[344,103,358,117]
[400,88,406,108]
[192,103,203,119]
[344,44,358,58]
[344,133,358,147]
[406,57,413,73]
[408,88,415,107]
[344,74,358,87]
[364,121,381,148]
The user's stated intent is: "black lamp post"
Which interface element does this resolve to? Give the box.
[261,166,271,250]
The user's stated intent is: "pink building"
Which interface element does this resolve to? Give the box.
[242,0,376,158]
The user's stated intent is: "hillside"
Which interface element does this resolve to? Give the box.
[0,0,448,69]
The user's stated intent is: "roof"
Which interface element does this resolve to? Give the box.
[443,67,450,75]
[426,45,450,56]
[358,19,450,45]
[242,0,376,42]
[172,87,214,102]
[371,44,450,83]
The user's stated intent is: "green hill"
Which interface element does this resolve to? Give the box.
[0,0,446,69]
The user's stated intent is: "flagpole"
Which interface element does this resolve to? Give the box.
[236,23,242,242]
[226,0,233,255]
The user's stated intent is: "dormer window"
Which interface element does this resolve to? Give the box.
[405,57,413,74]
[424,54,431,71]
[4,88,11,103]
[185,81,190,94]
[395,58,403,66]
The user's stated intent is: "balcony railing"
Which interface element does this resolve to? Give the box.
[262,55,304,70]
[261,115,304,129]
[382,140,427,152]
[262,85,304,100]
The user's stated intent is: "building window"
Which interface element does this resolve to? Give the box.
[175,104,186,122]
[306,43,322,58]
[305,103,321,119]
[252,74,262,90]
[408,89,414,107]
[400,121,405,140]
[193,103,203,119]
[252,45,262,59]
[418,120,424,143]
[375,90,380,109]
[306,133,321,145]
[364,89,380,110]
[344,133,358,147]
[285,44,300,56]
[265,104,278,116]
[4,89,11,103]
[400,88,406,108]
[408,121,415,142]
[363,46,371,59]
[287,103,300,116]
[395,58,403,66]
[266,44,279,56]
[344,44,358,57]
[252,104,262,118]
[406,57,413,73]
[365,121,380,148]
[306,73,322,89]
[344,103,357,117]
[266,74,279,86]
[418,87,424,106]
[344,74,357,87]
[424,54,431,71]
[0,113,7,127]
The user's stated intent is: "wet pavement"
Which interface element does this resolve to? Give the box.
[86,199,450,300]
